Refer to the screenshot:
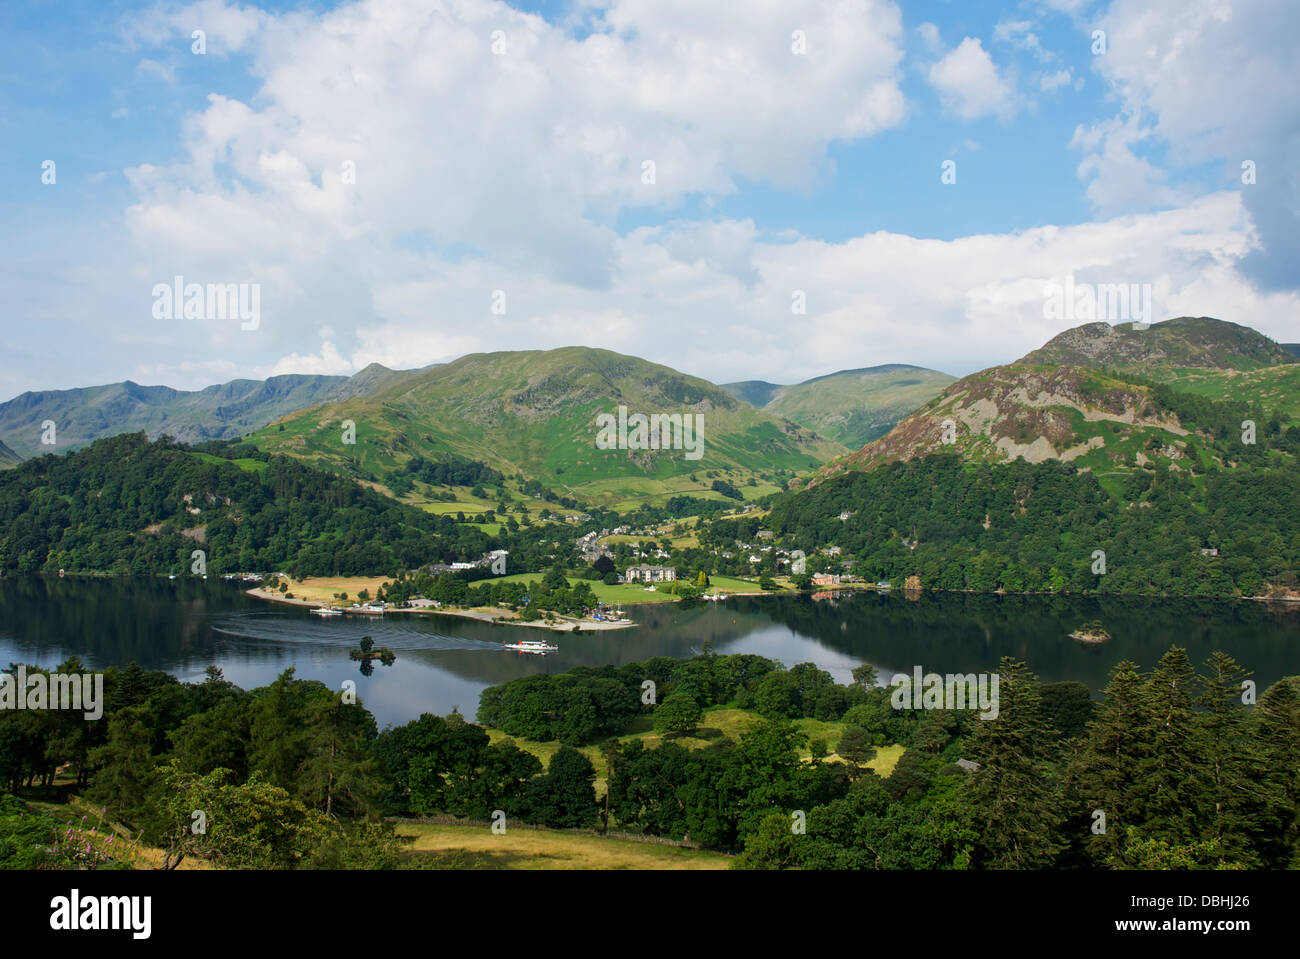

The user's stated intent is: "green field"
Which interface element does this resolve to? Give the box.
[188,451,267,472]
[395,820,731,869]
[489,572,768,605]
[485,706,907,800]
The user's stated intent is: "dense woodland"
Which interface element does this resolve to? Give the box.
[3,649,1296,869]
[704,454,1300,597]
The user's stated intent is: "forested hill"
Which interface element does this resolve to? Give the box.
[747,453,1300,598]
[0,433,496,576]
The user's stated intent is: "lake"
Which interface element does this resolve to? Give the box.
[1,576,1297,728]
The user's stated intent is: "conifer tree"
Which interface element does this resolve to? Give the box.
[1256,677,1300,867]
[960,658,1064,868]
[1070,660,1149,867]
[1135,647,1198,847]
[1194,651,1272,867]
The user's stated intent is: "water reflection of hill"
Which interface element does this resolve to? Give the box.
[729,590,1300,692]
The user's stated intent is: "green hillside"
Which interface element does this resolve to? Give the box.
[721,380,782,408]
[0,439,20,468]
[761,365,956,447]
[0,374,349,459]
[810,318,1297,484]
[251,347,848,505]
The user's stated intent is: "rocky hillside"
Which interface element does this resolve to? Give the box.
[0,439,20,468]
[808,317,1298,488]
[821,365,1180,477]
[1018,316,1294,373]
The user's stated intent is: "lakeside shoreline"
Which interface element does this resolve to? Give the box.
[242,587,639,631]
[19,571,1298,606]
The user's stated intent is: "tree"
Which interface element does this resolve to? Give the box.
[1136,647,1199,846]
[654,692,703,736]
[86,706,163,839]
[157,762,335,869]
[960,658,1065,868]
[732,810,800,870]
[525,747,599,829]
[851,664,879,691]
[1257,677,1300,866]
[1069,660,1149,867]
[1192,651,1273,868]
[836,726,876,770]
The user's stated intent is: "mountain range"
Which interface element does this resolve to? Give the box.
[248,347,847,503]
[722,365,956,449]
[0,374,349,461]
[5,316,1296,515]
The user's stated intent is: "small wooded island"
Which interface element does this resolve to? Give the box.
[1070,620,1112,644]
[349,636,396,665]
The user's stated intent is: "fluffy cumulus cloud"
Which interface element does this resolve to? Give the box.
[24,0,1293,396]
[1075,0,1300,287]
[927,37,1018,122]
[122,0,907,286]
[241,192,1299,387]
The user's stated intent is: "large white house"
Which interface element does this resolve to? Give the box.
[622,564,676,583]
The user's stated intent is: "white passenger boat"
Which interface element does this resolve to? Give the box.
[346,603,386,615]
[501,639,559,654]
[310,606,344,617]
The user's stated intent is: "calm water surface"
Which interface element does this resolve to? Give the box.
[0,576,1296,728]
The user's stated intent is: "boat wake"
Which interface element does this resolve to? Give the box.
[209,613,501,651]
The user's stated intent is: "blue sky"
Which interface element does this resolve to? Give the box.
[1,0,1295,396]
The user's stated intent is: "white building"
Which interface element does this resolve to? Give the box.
[622,564,676,583]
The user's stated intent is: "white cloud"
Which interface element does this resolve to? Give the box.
[916,22,941,52]
[928,38,1018,122]
[132,358,242,388]
[993,19,1055,63]
[251,193,1300,387]
[9,0,1297,402]
[1077,0,1300,286]
[135,58,175,83]
[1070,113,1182,214]
[1040,69,1073,92]
[119,0,908,294]
[263,341,353,378]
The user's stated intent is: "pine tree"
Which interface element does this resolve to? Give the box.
[1193,651,1273,867]
[1129,648,1198,849]
[1257,677,1300,867]
[1070,660,1150,866]
[960,658,1065,868]
[297,696,381,819]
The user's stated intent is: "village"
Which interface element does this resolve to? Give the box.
[230,493,890,632]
